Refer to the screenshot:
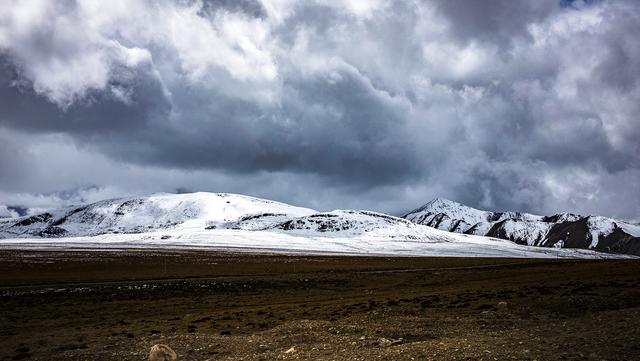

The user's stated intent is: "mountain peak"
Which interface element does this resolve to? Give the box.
[419,198,475,213]
[426,197,463,207]
[402,198,640,255]
[403,197,488,221]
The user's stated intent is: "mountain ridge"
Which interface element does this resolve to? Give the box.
[0,192,628,259]
[402,198,640,256]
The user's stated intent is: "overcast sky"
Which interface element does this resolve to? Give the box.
[0,0,639,220]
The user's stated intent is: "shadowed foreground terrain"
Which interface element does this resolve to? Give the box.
[1,250,639,360]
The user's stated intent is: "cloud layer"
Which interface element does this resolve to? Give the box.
[0,0,639,220]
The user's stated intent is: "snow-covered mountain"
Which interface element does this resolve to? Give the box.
[402,198,640,256]
[0,192,315,239]
[0,192,628,258]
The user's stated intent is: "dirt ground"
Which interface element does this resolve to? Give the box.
[1,250,639,360]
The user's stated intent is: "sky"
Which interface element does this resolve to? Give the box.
[0,0,639,220]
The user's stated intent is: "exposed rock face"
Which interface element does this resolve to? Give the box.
[403,198,640,256]
[149,344,177,361]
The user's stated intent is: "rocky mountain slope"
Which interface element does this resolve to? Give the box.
[0,192,625,258]
[402,198,640,255]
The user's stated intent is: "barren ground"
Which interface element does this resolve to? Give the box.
[1,250,639,360]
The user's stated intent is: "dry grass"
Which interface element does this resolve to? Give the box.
[1,250,639,360]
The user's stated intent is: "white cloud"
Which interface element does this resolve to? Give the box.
[0,0,281,106]
[0,205,18,218]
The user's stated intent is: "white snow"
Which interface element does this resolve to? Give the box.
[0,192,315,238]
[402,198,546,238]
[500,219,550,246]
[588,216,640,238]
[403,198,640,250]
[403,198,492,231]
[0,225,629,259]
[0,192,634,259]
[585,216,640,248]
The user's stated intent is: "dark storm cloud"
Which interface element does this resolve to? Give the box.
[198,0,267,18]
[0,60,169,135]
[449,162,548,214]
[431,0,558,48]
[0,0,638,220]
[0,129,30,189]
[0,58,418,185]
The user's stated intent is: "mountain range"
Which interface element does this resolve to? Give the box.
[402,198,640,256]
[0,192,636,258]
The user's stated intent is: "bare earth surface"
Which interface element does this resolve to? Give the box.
[1,250,639,360]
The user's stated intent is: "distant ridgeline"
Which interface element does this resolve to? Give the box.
[403,198,640,256]
[0,192,636,258]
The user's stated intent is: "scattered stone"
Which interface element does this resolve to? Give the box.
[149,344,177,361]
[284,346,296,354]
[379,337,403,347]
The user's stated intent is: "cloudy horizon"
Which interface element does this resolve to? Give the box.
[1,0,639,221]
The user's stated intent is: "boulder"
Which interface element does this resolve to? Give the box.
[149,344,177,361]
